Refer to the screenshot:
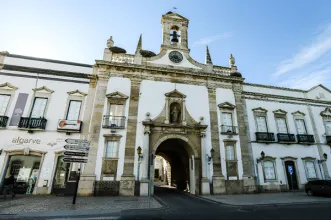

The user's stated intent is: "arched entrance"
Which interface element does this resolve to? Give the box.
[150,136,199,195]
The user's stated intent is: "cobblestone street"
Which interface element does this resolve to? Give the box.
[0,195,161,217]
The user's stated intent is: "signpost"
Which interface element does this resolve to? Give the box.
[63,138,90,204]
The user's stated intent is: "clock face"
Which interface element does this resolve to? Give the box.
[169,51,183,63]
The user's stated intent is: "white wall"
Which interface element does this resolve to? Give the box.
[243,85,305,98]
[134,80,212,180]
[216,88,244,179]
[148,50,201,69]
[95,77,131,181]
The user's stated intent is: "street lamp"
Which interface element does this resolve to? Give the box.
[206,148,215,164]
[137,146,143,181]
[256,151,265,163]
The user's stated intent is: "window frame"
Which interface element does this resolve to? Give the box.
[30,97,48,118]
[301,157,318,180]
[225,145,235,161]
[105,140,119,158]
[275,117,289,133]
[294,119,308,135]
[262,157,278,182]
[66,100,82,121]
[0,94,11,116]
[252,107,269,133]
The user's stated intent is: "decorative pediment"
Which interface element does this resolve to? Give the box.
[106,91,129,100]
[162,12,189,21]
[320,107,331,118]
[67,89,87,96]
[165,89,186,98]
[252,107,268,113]
[292,111,305,116]
[32,86,54,93]
[218,102,236,110]
[0,82,18,90]
[273,109,287,115]
[301,157,316,161]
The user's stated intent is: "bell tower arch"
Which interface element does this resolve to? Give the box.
[161,11,189,51]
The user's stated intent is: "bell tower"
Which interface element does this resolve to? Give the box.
[161,11,189,52]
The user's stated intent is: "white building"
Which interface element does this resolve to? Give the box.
[0,12,330,196]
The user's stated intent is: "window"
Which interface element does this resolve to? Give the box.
[325,121,331,135]
[305,161,317,179]
[222,112,233,126]
[105,141,119,158]
[276,117,288,133]
[263,161,276,180]
[256,116,268,132]
[66,100,82,120]
[225,145,235,161]
[0,95,10,115]
[109,104,123,117]
[295,119,307,134]
[31,97,48,118]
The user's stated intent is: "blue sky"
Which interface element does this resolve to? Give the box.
[1,0,331,90]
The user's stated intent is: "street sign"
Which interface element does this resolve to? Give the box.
[64,145,90,151]
[63,151,89,157]
[63,157,88,163]
[65,139,90,145]
[288,165,294,175]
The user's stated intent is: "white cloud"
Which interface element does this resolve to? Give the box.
[192,32,232,46]
[278,68,331,89]
[273,23,331,77]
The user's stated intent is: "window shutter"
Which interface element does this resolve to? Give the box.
[0,95,10,115]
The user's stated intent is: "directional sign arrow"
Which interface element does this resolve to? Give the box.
[65,139,90,145]
[63,151,89,157]
[63,157,88,163]
[64,145,90,151]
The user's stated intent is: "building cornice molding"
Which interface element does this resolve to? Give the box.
[106,91,129,100]
[243,91,331,105]
[252,107,268,113]
[243,82,305,93]
[320,107,331,118]
[218,102,236,110]
[273,109,287,115]
[3,64,90,79]
[292,111,306,116]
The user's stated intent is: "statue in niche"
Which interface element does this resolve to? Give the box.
[170,103,181,123]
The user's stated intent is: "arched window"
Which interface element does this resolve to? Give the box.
[170,25,180,43]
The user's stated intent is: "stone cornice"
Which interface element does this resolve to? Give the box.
[243,91,331,105]
[292,111,306,116]
[0,82,18,90]
[95,60,244,84]
[244,82,305,93]
[252,107,268,113]
[3,64,90,79]
[218,102,236,110]
[32,86,54,93]
[273,109,287,115]
[67,89,87,96]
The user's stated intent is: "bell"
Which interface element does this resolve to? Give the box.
[171,31,179,43]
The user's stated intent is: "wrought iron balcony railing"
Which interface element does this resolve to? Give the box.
[297,134,315,144]
[256,132,275,142]
[18,117,47,130]
[277,133,296,143]
[326,136,331,144]
[102,116,126,129]
[0,116,9,128]
[220,125,238,134]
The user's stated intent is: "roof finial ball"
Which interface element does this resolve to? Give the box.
[229,54,235,67]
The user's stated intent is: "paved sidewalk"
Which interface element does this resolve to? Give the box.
[0,195,161,218]
[201,192,331,206]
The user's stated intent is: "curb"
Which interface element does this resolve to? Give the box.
[195,195,331,208]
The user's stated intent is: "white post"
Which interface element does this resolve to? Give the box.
[140,126,150,196]
[200,132,210,195]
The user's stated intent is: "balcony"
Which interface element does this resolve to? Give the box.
[102,116,126,129]
[277,133,296,143]
[18,117,47,131]
[0,116,9,128]
[256,132,275,143]
[220,125,237,135]
[326,136,331,144]
[297,134,315,144]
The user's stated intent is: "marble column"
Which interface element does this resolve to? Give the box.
[119,79,142,196]
[140,124,150,196]
[207,86,225,194]
[78,72,109,196]
[200,132,210,195]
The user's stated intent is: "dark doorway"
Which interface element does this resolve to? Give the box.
[285,161,299,190]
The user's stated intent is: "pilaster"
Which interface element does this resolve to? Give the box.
[207,86,225,194]
[232,83,257,192]
[78,71,109,195]
[200,131,210,195]
[119,78,142,196]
